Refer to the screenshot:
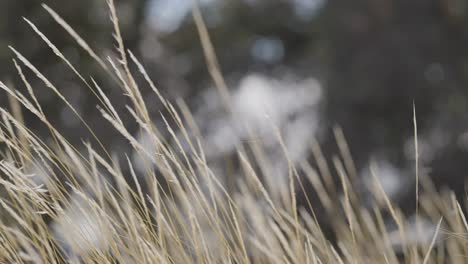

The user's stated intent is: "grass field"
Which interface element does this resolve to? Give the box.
[0,1,467,263]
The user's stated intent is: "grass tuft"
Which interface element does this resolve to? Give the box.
[0,2,466,263]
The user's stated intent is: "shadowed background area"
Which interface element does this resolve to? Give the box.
[2,0,468,221]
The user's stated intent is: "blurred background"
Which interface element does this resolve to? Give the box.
[2,0,468,215]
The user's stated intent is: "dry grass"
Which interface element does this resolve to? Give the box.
[0,2,467,263]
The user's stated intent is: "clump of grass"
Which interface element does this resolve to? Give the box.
[0,1,467,263]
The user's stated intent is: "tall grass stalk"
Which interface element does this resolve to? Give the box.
[0,2,466,263]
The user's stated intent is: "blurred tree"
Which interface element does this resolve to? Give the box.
[150,0,468,207]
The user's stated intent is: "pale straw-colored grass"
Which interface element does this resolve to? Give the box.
[0,2,466,263]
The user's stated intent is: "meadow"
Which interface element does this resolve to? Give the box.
[0,1,466,263]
